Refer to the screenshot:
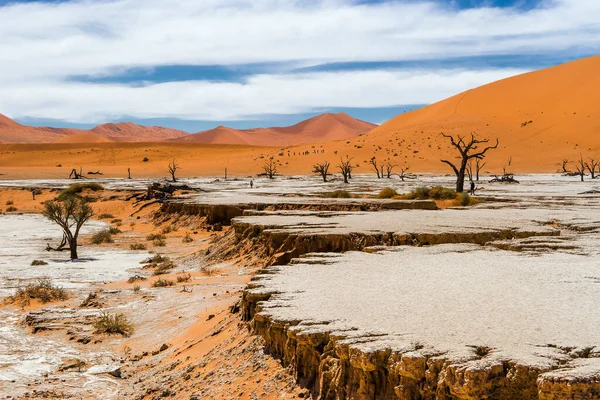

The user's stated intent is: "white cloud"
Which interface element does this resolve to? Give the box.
[0,68,527,122]
[0,0,597,122]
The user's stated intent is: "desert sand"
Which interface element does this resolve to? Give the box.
[1,56,599,179]
[173,112,377,146]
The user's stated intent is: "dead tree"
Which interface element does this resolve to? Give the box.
[369,157,385,179]
[574,155,586,182]
[168,159,179,182]
[475,159,486,181]
[384,159,396,178]
[43,196,94,260]
[586,158,599,179]
[262,157,278,179]
[397,166,415,181]
[440,133,499,192]
[312,161,331,182]
[224,168,228,180]
[127,168,131,179]
[560,159,570,174]
[466,161,474,182]
[502,156,513,176]
[337,156,354,184]
[69,168,84,179]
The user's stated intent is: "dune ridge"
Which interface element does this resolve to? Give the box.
[173,112,377,146]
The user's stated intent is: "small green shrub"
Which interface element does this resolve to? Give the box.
[94,312,134,336]
[323,190,352,198]
[161,224,177,234]
[127,275,146,283]
[91,230,113,244]
[110,219,122,224]
[153,278,174,288]
[130,243,147,250]
[97,213,115,219]
[182,233,193,243]
[108,227,121,235]
[146,233,166,241]
[31,260,48,266]
[153,238,166,247]
[132,284,141,293]
[400,186,456,200]
[10,278,68,306]
[176,273,191,283]
[377,187,397,199]
[142,157,149,162]
[57,183,104,201]
[152,260,175,275]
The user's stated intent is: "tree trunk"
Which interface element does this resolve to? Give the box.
[69,238,78,260]
[456,160,468,192]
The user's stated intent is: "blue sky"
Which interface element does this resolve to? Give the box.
[0,0,598,132]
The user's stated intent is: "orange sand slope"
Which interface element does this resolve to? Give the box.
[172,112,377,146]
[337,55,600,173]
[0,118,188,143]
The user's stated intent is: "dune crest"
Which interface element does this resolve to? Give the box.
[173,112,377,146]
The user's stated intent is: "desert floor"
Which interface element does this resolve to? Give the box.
[1,172,599,399]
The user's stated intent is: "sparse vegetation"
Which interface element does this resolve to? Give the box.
[31,260,48,266]
[108,227,121,235]
[110,218,122,224]
[182,233,193,243]
[400,186,457,200]
[377,187,397,199]
[146,233,166,241]
[94,312,134,336]
[5,200,13,206]
[130,243,147,250]
[57,183,104,201]
[471,345,492,358]
[127,275,147,283]
[177,273,192,283]
[323,190,353,198]
[200,265,217,276]
[161,224,177,234]
[6,206,18,212]
[91,229,113,244]
[9,278,68,306]
[153,278,175,287]
[153,238,166,247]
[143,157,149,162]
[132,284,141,293]
[97,213,115,219]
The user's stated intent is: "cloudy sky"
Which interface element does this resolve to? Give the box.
[0,0,598,132]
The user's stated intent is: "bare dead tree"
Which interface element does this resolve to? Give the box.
[224,168,228,180]
[69,168,84,179]
[337,156,354,184]
[43,196,94,260]
[369,157,385,179]
[586,158,599,179]
[475,159,486,181]
[312,161,331,182]
[397,166,415,181]
[466,161,474,182]
[384,159,396,178]
[127,168,131,179]
[560,159,570,174]
[262,157,278,179]
[440,133,499,192]
[574,155,586,182]
[168,159,179,182]
[502,156,513,176]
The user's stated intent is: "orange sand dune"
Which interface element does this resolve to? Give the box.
[332,55,600,173]
[173,112,377,146]
[1,56,599,179]
[90,122,188,142]
[0,117,188,143]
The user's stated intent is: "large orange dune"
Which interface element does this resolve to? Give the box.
[172,112,377,146]
[330,54,600,173]
[1,55,599,179]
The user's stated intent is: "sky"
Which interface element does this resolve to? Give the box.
[0,0,598,132]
